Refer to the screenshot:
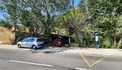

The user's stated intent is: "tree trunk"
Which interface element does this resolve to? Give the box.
[114,29,116,48]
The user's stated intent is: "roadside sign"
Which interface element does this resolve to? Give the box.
[95,31,99,49]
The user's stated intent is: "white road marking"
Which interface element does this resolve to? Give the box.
[10,60,53,67]
[75,68,93,70]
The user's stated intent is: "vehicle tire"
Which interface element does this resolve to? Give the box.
[17,44,22,48]
[32,45,37,50]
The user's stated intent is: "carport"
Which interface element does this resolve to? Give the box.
[51,33,74,46]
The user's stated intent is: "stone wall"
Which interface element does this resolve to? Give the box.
[0,27,15,44]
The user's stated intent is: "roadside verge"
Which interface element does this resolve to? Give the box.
[62,48,122,57]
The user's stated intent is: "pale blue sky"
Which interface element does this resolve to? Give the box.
[74,0,81,7]
[0,0,81,20]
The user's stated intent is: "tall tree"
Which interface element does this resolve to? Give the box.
[2,0,72,43]
[87,0,122,48]
[2,0,22,31]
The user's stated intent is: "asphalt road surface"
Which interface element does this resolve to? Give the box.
[0,48,122,70]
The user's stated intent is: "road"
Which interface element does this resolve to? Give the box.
[0,48,122,70]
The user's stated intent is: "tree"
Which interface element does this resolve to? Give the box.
[2,0,72,43]
[87,0,122,48]
[2,0,22,31]
[57,6,91,46]
[0,21,12,28]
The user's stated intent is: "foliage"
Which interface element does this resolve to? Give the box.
[117,38,122,49]
[87,0,122,48]
[0,21,12,28]
[0,0,122,48]
[1,0,72,44]
[56,0,92,47]
[14,31,31,43]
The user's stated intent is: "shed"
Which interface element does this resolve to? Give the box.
[51,32,74,45]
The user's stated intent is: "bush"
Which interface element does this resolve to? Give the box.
[103,37,111,48]
[117,38,122,49]
[69,43,79,47]
[73,36,83,47]
[14,31,31,44]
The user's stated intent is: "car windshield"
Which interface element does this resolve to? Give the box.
[55,39,61,41]
[29,38,35,42]
[22,38,29,42]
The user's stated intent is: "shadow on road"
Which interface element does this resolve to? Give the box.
[28,46,74,54]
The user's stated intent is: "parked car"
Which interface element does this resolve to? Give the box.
[52,38,63,47]
[17,37,44,50]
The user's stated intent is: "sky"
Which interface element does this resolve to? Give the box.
[0,0,81,20]
[0,0,4,21]
[74,0,81,7]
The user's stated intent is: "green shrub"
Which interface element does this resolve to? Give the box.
[117,38,122,49]
[73,36,83,47]
[103,38,111,48]
[14,31,31,44]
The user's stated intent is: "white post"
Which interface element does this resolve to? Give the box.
[69,37,70,44]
